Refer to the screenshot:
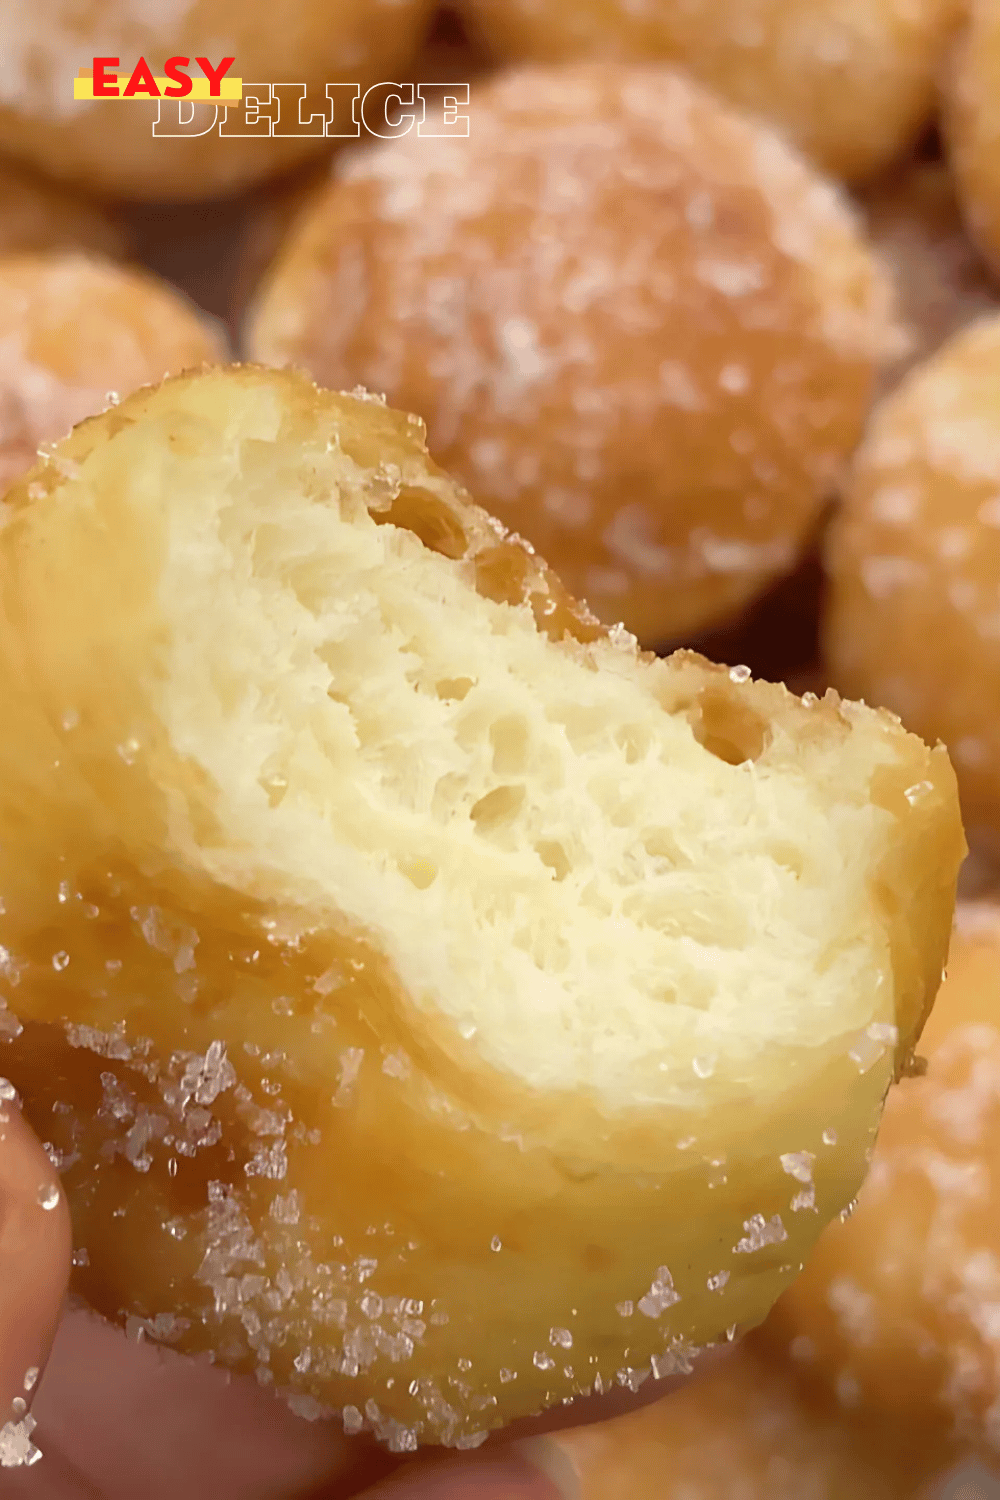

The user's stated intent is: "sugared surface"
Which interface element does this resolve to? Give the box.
[0,253,227,495]
[824,314,1000,848]
[549,1344,957,1499]
[947,0,1000,274]
[459,0,962,180]
[0,365,962,1446]
[0,0,434,201]
[756,904,1000,1460]
[248,63,897,648]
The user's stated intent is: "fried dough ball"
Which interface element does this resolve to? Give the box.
[248,64,897,648]
[756,904,1000,1460]
[0,156,128,260]
[459,0,962,181]
[947,0,1000,275]
[0,366,962,1446]
[0,0,434,201]
[824,314,1000,846]
[0,253,227,495]
[230,14,493,328]
[859,160,999,390]
[544,1347,956,1499]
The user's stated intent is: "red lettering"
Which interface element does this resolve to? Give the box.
[163,56,192,98]
[123,56,159,97]
[196,56,235,96]
[92,57,120,97]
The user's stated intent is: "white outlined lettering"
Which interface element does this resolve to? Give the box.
[325,82,361,138]
[271,82,328,137]
[360,82,416,140]
[218,82,275,136]
[417,83,470,137]
[152,100,220,136]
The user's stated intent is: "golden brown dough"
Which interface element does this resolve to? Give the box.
[543,1345,957,1499]
[756,904,1000,1461]
[248,63,898,648]
[0,364,963,1446]
[947,0,1000,275]
[824,314,1000,848]
[0,0,434,201]
[0,252,227,495]
[230,16,493,328]
[459,0,962,181]
[0,156,128,260]
[858,159,999,390]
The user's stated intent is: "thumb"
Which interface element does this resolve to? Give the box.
[0,1078,71,1462]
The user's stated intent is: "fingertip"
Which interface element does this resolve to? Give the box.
[0,1080,72,1428]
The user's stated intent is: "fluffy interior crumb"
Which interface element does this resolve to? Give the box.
[146,407,891,1106]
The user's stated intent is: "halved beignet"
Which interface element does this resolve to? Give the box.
[0,365,963,1446]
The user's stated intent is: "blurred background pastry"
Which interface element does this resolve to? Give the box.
[247,62,898,649]
[0,252,227,493]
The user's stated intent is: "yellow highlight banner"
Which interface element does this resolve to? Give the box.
[73,74,243,101]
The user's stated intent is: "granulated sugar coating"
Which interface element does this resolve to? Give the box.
[0,0,434,201]
[857,160,999,394]
[0,254,227,496]
[248,63,898,649]
[824,314,1000,848]
[756,905,1000,1460]
[0,366,963,1447]
[947,0,1000,276]
[458,0,962,181]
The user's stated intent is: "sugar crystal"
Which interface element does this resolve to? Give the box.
[0,1414,40,1468]
[734,1214,787,1253]
[342,1405,365,1435]
[638,1266,681,1317]
[779,1150,815,1184]
[37,1182,59,1211]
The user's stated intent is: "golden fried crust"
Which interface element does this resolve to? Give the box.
[755,905,1000,1459]
[459,0,962,181]
[550,1346,957,1499]
[0,0,433,202]
[0,365,963,1447]
[0,252,228,496]
[247,64,897,648]
[947,0,1000,275]
[823,314,1000,847]
[227,28,492,326]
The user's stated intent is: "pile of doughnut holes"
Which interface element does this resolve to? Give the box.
[5,0,1000,1493]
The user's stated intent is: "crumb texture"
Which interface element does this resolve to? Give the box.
[0,367,963,1445]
